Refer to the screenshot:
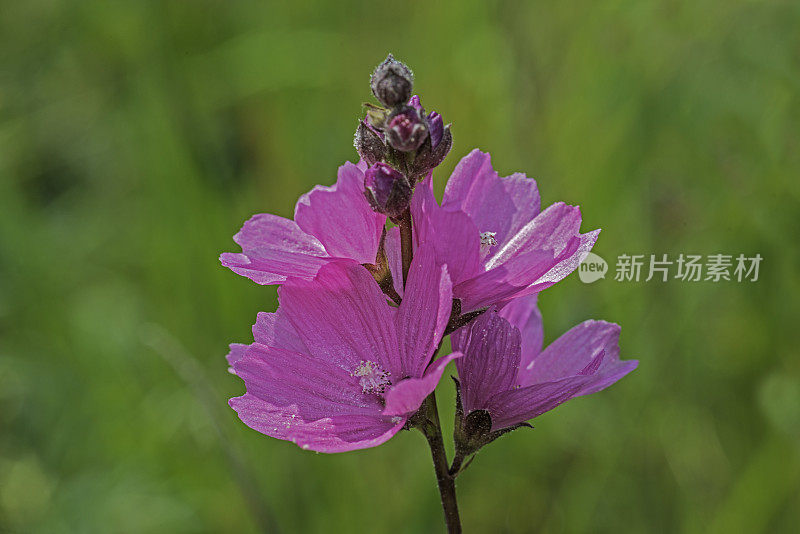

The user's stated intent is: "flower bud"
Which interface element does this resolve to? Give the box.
[451,377,530,465]
[363,162,413,219]
[370,55,414,108]
[354,120,386,166]
[427,111,444,150]
[408,124,452,179]
[385,106,428,152]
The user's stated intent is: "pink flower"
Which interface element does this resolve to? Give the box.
[220,161,386,285]
[227,246,460,452]
[451,295,638,433]
[405,149,600,312]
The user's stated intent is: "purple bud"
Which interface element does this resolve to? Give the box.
[408,95,424,113]
[363,162,413,219]
[370,55,414,108]
[385,106,428,152]
[427,111,444,149]
[364,162,414,219]
[354,120,386,166]
[406,95,444,149]
[408,124,452,179]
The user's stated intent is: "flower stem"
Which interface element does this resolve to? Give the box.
[398,208,413,286]
[421,392,462,533]
[398,206,462,532]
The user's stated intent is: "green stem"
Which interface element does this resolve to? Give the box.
[398,205,461,532]
[398,208,413,286]
[421,393,462,533]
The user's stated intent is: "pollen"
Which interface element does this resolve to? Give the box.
[480,231,498,255]
[351,360,392,394]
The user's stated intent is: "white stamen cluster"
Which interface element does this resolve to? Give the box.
[351,360,392,394]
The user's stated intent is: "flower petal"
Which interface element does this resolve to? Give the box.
[294,161,385,264]
[485,202,582,271]
[531,229,600,288]
[252,310,306,354]
[454,250,557,312]
[395,245,453,376]
[520,320,627,386]
[220,214,329,284]
[226,343,248,372]
[452,310,522,413]
[485,375,590,431]
[230,394,405,453]
[411,175,482,284]
[497,295,544,369]
[384,226,405,298]
[443,149,541,250]
[279,260,402,376]
[382,352,462,416]
[233,344,382,421]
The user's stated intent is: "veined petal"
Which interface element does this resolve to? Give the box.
[220,214,329,284]
[226,343,248,370]
[453,310,521,413]
[519,320,624,386]
[279,260,402,376]
[486,202,582,271]
[384,226,405,298]
[497,295,544,368]
[395,245,452,376]
[230,395,405,453]
[579,359,638,396]
[532,229,600,287]
[411,175,482,284]
[484,375,591,431]
[383,352,462,416]
[443,149,541,250]
[252,310,306,354]
[454,250,556,312]
[294,161,385,264]
[234,344,382,421]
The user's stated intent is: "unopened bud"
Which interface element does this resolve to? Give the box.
[370,55,414,108]
[354,120,386,166]
[408,125,452,179]
[363,162,413,219]
[385,106,428,152]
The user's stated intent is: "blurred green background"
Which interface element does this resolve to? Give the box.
[2,0,799,532]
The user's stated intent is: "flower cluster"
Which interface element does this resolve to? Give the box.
[221,55,637,502]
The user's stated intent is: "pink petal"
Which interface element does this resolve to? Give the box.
[252,310,306,354]
[452,310,522,413]
[382,352,462,416]
[485,375,591,431]
[454,250,556,312]
[485,202,583,271]
[498,295,544,370]
[234,344,382,421]
[278,260,402,376]
[443,149,541,251]
[226,343,248,371]
[410,175,482,284]
[520,320,626,386]
[395,245,453,376]
[384,226,405,298]
[294,161,385,264]
[220,214,329,284]
[532,229,600,287]
[230,395,405,453]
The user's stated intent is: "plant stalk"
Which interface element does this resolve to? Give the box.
[421,393,462,533]
[398,208,413,286]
